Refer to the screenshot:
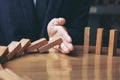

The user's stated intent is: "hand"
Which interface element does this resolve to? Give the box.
[47,18,74,54]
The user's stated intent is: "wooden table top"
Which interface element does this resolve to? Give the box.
[3,46,120,80]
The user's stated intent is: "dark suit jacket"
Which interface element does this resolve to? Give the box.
[0,0,90,45]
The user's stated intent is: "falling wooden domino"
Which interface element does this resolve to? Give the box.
[38,37,63,53]
[17,38,31,56]
[108,29,118,56]
[0,46,8,63]
[7,41,21,60]
[27,38,48,52]
[95,28,104,55]
[0,64,3,70]
[84,27,90,54]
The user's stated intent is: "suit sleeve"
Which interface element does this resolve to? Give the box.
[62,0,91,45]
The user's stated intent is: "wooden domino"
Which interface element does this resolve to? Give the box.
[38,37,63,53]
[17,38,31,56]
[0,46,8,63]
[7,41,21,60]
[95,28,104,55]
[0,64,3,70]
[108,29,118,56]
[27,38,48,52]
[84,27,90,54]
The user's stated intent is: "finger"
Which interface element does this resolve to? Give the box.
[53,45,60,49]
[47,18,66,38]
[57,18,66,25]
[48,27,57,37]
[55,26,72,43]
[62,31,72,43]
[59,43,70,54]
[48,18,65,27]
[47,18,60,37]
[51,18,65,26]
[48,18,58,27]
[63,41,74,51]
[53,41,73,54]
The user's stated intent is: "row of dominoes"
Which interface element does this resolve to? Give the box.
[0,64,31,80]
[0,37,63,63]
[84,27,118,56]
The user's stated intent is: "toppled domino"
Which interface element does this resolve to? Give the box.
[7,41,21,60]
[0,64,3,70]
[38,37,63,53]
[17,38,31,56]
[26,38,48,52]
[0,46,8,63]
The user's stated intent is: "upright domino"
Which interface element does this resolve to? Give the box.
[84,27,90,54]
[95,28,104,55]
[108,29,118,56]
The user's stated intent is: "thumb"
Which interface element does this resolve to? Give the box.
[48,18,66,27]
[47,18,66,37]
[55,18,66,25]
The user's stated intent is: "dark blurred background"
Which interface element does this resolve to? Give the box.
[88,0,120,47]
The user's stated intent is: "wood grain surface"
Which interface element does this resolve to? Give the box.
[3,46,120,80]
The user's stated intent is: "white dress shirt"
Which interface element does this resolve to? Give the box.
[33,0,36,6]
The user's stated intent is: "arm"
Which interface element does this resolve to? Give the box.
[47,0,91,53]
